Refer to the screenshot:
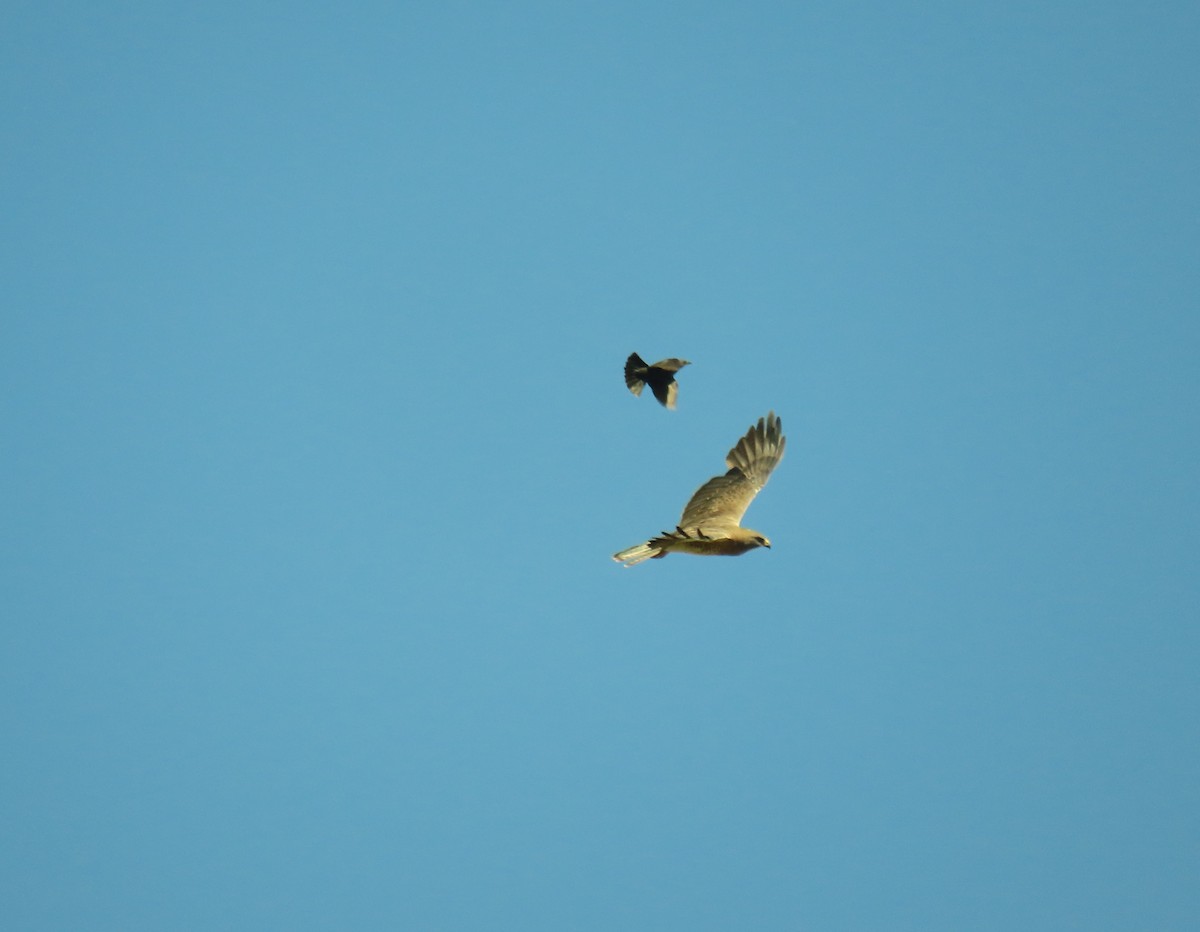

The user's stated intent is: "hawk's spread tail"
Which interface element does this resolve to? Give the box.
[612,540,664,567]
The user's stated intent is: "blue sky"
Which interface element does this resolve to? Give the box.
[3,2,1198,929]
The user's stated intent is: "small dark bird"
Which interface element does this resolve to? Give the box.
[624,352,691,409]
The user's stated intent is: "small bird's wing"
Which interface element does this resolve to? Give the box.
[678,412,786,527]
[646,358,689,408]
[649,379,680,409]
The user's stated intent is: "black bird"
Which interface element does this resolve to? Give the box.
[624,352,691,409]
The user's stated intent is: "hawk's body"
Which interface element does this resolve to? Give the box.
[624,352,690,409]
[613,412,786,567]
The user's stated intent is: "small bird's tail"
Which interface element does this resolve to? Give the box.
[612,540,664,567]
[624,352,648,396]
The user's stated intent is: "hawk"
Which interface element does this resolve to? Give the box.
[624,352,691,409]
[613,412,786,566]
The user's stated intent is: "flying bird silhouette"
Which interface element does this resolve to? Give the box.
[624,352,691,409]
[613,412,786,566]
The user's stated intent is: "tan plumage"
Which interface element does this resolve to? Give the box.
[624,352,691,409]
[613,412,786,567]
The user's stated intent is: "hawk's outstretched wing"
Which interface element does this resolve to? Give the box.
[677,412,786,527]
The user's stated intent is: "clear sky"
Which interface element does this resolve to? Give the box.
[3,2,1198,929]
